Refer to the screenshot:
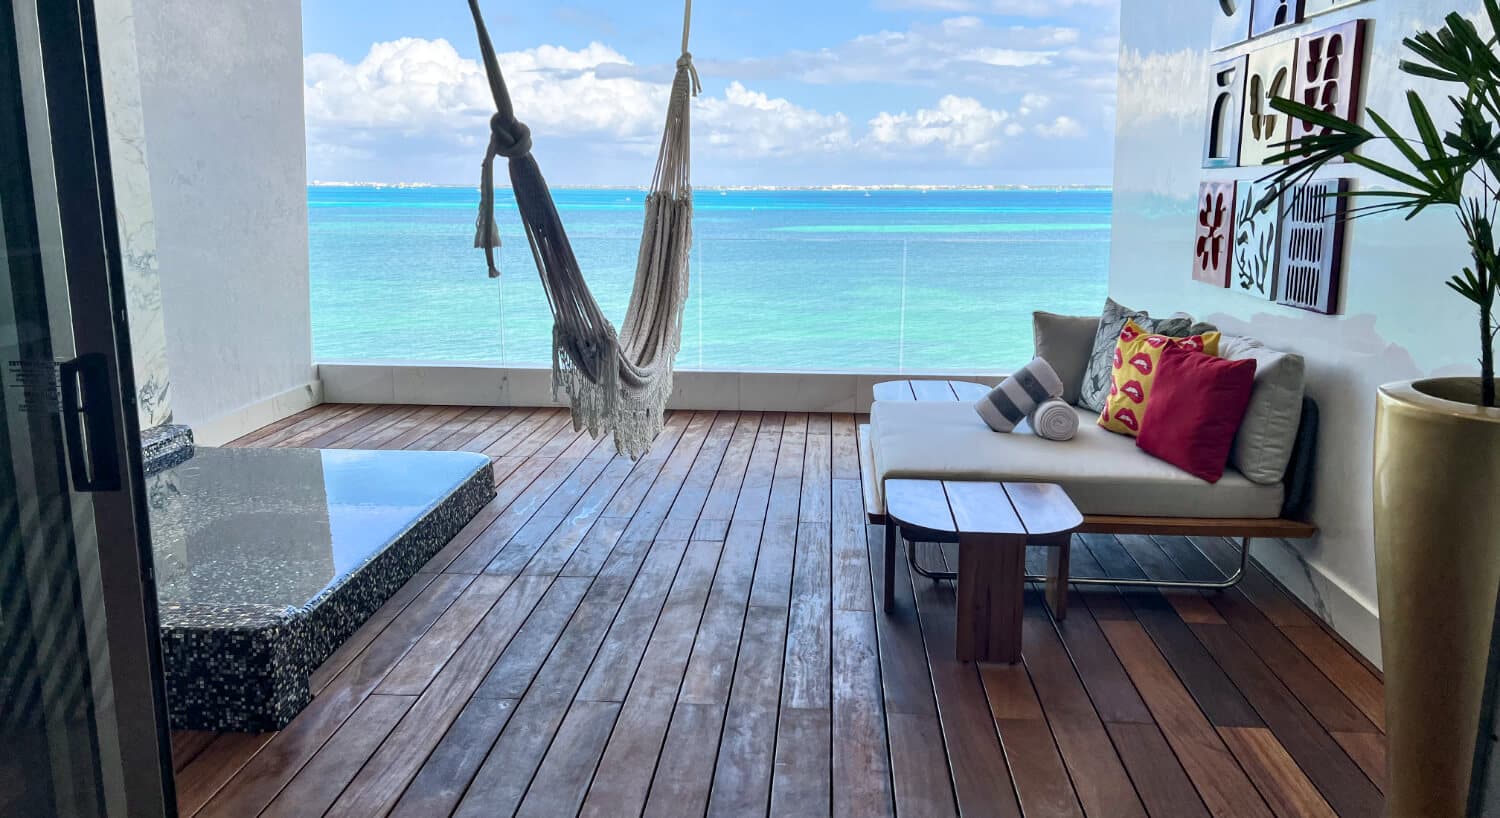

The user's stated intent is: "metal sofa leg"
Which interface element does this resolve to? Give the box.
[1028,535,1253,591]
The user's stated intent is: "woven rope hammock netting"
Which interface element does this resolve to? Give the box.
[467,0,699,459]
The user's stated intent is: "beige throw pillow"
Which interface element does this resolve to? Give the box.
[1033,311,1098,406]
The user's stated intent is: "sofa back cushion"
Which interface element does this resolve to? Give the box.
[1033,311,1098,406]
[1219,334,1307,485]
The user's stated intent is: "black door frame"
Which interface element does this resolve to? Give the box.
[4,0,175,813]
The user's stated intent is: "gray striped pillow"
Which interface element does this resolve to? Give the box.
[975,358,1065,432]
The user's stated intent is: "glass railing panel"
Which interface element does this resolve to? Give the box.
[310,186,1112,373]
[686,236,904,372]
[898,232,1110,373]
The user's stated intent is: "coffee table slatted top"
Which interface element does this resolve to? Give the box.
[873,379,991,402]
[883,479,1080,543]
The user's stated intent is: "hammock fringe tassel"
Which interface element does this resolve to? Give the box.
[467,0,696,459]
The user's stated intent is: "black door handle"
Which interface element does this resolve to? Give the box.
[59,353,121,492]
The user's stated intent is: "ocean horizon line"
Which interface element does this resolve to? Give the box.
[308,180,1113,192]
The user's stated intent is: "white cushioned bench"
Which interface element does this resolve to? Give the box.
[864,400,1284,520]
[860,379,1319,591]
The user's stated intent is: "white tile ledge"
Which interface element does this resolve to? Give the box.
[316,362,1005,414]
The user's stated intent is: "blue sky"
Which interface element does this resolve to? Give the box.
[301,0,1121,186]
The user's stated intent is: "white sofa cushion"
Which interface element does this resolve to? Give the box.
[866,400,1283,519]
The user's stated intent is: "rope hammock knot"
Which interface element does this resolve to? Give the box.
[677,53,702,97]
[488,114,533,159]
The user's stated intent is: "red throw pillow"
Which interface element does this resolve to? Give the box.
[1136,343,1257,483]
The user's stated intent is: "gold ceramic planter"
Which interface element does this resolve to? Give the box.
[1374,378,1500,817]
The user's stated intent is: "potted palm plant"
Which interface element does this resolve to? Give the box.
[1264,5,1500,815]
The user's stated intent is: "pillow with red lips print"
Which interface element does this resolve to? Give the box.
[1098,320,1220,437]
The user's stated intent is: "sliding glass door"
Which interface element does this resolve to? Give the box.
[1,0,173,815]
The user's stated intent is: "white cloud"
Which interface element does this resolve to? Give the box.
[865,95,1011,160]
[704,17,1091,89]
[303,37,663,141]
[966,48,1056,67]
[305,38,863,164]
[303,28,1115,183]
[1019,92,1050,115]
[697,82,854,158]
[878,0,1117,16]
[1036,114,1085,138]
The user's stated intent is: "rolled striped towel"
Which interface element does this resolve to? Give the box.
[974,357,1064,432]
[1030,399,1078,441]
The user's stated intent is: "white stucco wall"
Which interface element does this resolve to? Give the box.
[1110,0,1484,662]
[130,0,315,430]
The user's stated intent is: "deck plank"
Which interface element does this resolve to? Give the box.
[456,523,684,817]
[175,405,1385,818]
[980,661,1083,818]
[194,573,474,818]
[324,575,554,817]
[1101,619,1274,818]
[1192,623,1384,816]
[1016,591,1145,818]
[261,693,415,818]
[832,609,895,818]
[581,537,726,816]
[386,697,516,818]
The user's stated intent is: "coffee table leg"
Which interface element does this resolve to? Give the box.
[1045,534,1071,621]
[955,533,1025,663]
[883,523,897,612]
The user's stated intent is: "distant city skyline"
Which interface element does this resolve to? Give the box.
[300,0,1121,187]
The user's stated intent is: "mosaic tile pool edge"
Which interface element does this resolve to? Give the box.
[160,460,496,731]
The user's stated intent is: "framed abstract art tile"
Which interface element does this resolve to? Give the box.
[1203,56,1247,168]
[1290,19,1367,154]
[1240,38,1299,167]
[1277,178,1348,314]
[1232,180,1282,300]
[1251,0,1305,37]
[1193,181,1237,287]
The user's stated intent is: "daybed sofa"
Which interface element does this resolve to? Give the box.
[860,303,1319,592]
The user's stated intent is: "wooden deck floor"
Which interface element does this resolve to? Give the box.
[170,403,1388,817]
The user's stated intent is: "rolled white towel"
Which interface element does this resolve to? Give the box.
[1030,399,1078,441]
[974,357,1065,432]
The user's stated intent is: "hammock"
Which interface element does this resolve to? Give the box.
[467,0,699,459]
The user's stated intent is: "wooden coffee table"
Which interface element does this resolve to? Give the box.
[883,479,1082,663]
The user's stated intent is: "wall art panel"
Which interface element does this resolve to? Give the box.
[1203,56,1247,168]
[1251,0,1305,37]
[1240,38,1299,167]
[1193,181,1237,286]
[1291,19,1367,151]
[1277,178,1348,314]
[1232,180,1282,300]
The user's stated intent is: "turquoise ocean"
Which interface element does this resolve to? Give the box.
[310,186,1111,373]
